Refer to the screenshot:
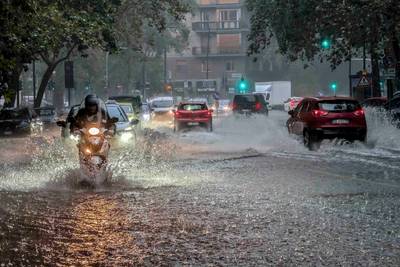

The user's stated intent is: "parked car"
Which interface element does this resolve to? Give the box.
[34,106,57,126]
[0,107,41,136]
[232,94,269,117]
[284,97,303,111]
[150,96,175,121]
[361,97,388,109]
[287,97,367,150]
[173,102,213,132]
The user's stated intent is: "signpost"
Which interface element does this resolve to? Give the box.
[352,71,372,101]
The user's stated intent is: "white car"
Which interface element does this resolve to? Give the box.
[149,96,175,121]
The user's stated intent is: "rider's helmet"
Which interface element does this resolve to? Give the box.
[84,94,99,116]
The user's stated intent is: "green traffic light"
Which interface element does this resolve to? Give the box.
[321,39,331,49]
[240,82,246,90]
[329,82,337,91]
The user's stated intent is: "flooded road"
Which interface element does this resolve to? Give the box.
[1,111,399,265]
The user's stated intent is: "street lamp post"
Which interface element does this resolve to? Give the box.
[32,60,36,102]
[105,51,109,90]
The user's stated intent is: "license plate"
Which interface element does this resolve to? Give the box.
[4,131,12,135]
[188,122,199,126]
[332,119,349,124]
[242,109,251,112]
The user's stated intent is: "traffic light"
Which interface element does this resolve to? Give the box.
[236,77,249,93]
[329,82,338,92]
[321,38,331,49]
[164,83,173,92]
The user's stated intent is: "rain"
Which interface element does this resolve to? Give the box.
[1,0,400,266]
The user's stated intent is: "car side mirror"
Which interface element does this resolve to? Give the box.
[288,110,294,116]
[56,120,67,128]
[110,117,119,123]
[130,119,139,125]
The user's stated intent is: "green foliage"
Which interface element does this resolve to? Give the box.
[247,0,400,69]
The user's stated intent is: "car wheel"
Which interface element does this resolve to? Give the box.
[358,133,367,143]
[304,130,320,151]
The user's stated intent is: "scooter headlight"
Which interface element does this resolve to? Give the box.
[88,127,100,136]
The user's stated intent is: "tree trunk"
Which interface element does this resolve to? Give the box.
[34,64,57,108]
[4,65,23,108]
[370,49,381,97]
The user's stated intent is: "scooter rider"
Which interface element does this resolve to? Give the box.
[70,94,115,135]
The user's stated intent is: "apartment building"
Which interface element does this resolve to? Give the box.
[167,0,249,100]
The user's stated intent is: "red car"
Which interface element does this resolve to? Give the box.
[173,102,213,132]
[287,97,367,150]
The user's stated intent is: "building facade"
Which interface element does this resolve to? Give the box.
[167,0,250,100]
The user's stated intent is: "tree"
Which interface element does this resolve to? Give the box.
[32,0,121,107]
[0,0,39,105]
[247,0,400,97]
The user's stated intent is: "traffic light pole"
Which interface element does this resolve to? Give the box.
[206,26,210,80]
[164,47,167,85]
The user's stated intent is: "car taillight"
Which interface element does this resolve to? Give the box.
[353,108,365,117]
[255,102,262,111]
[312,109,328,117]
[175,111,181,117]
[207,110,212,117]
[232,102,237,110]
[290,100,295,107]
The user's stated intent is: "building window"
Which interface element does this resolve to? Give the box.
[176,60,187,73]
[226,61,235,71]
[201,61,211,73]
[219,10,238,21]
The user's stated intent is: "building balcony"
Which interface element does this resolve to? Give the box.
[192,21,249,32]
[192,46,246,57]
[197,0,243,8]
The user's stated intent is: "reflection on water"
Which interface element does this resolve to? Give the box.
[0,192,146,265]
[59,195,141,265]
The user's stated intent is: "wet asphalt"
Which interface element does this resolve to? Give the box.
[0,111,399,266]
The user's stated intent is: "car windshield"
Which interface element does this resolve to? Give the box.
[152,100,173,108]
[318,100,360,112]
[235,95,256,104]
[219,100,230,106]
[121,105,133,114]
[179,104,207,111]
[107,105,128,122]
[36,109,54,116]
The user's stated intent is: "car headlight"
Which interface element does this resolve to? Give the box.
[143,114,150,121]
[120,132,134,142]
